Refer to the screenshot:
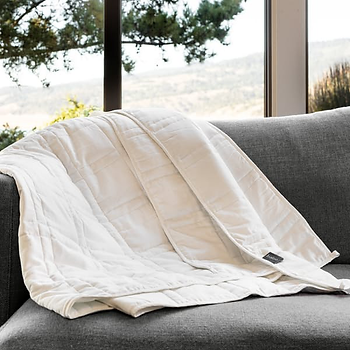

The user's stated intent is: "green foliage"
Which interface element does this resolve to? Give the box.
[0,98,97,150]
[123,0,245,67]
[48,97,97,125]
[0,0,246,83]
[1,0,103,85]
[309,62,350,113]
[0,124,26,151]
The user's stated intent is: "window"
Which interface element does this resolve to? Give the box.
[0,0,104,131]
[1,0,321,132]
[308,0,350,112]
[109,0,265,120]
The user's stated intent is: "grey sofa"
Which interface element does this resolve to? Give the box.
[0,108,350,349]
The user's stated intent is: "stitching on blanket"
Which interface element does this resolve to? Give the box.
[122,113,273,264]
[127,282,255,316]
[103,195,147,216]
[4,163,122,305]
[268,210,293,236]
[43,120,204,286]
[184,128,270,213]
[13,164,82,299]
[39,130,123,271]
[17,148,187,301]
[27,134,133,305]
[54,122,138,256]
[145,114,185,128]
[94,117,145,185]
[270,215,301,246]
[35,131,101,264]
[118,112,255,267]
[203,123,338,267]
[108,115,221,271]
[115,114,282,273]
[236,168,256,185]
[206,122,333,255]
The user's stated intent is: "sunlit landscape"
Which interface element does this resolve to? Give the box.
[1,0,350,130]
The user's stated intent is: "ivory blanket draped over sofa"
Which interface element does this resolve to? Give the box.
[0,107,350,349]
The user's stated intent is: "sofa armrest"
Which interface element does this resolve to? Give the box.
[0,173,28,327]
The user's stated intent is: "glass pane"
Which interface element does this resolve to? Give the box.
[0,0,103,133]
[122,0,264,120]
[308,0,350,112]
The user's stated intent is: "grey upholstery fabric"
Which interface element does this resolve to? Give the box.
[213,108,350,263]
[0,174,27,327]
[0,264,349,350]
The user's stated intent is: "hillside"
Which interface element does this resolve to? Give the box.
[1,38,350,129]
[309,38,350,83]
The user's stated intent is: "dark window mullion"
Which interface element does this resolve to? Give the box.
[104,0,122,111]
[264,0,272,117]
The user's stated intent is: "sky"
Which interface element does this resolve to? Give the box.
[0,0,350,88]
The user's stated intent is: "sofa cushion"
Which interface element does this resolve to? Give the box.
[213,109,350,264]
[0,174,27,327]
[0,264,349,350]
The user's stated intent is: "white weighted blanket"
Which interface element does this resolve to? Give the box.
[0,108,349,318]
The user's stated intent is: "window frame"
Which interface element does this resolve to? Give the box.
[265,0,308,117]
[103,0,309,117]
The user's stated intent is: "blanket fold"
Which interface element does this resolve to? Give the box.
[0,108,349,318]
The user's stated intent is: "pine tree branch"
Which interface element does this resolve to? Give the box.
[0,41,102,60]
[15,0,48,24]
[122,39,175,46]
[0,38,186,60]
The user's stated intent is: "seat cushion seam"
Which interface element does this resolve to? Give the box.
[4,182,13,323]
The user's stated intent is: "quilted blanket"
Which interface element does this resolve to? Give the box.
[0,108,349,319]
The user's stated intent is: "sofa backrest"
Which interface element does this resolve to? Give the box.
[0,173,28,327]
[213,107,350,264]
